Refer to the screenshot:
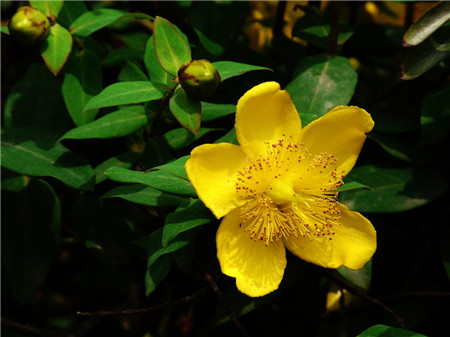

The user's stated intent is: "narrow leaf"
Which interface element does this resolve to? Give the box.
[144,35,175,92]
[70,8,126,37]
[212,61,272,82]
[105,166,195,196]
[154,155,190,180]
[83,81,164,113]
[60,105,149,140]
[169,86,201,135]
[162,127,219,151]
[358,325,426,337]
[102,184,186,207]
[153,16,191,76]
[95,152,141,184]
[201,102,236,123]
[403,2,450,47]
[40,23,73,75]
[1,126,95,191]
[162,199,214,247]
[62,49,102,126]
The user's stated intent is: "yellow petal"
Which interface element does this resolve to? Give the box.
[235,81,302,156]
[216,208,287,297]
[301,106,374,177]
[186,143,248,219]
[283,203,376,269]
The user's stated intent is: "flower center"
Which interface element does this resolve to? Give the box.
[235,136,344,246]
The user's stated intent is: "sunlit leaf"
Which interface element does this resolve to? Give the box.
[40,23,73,75]
[169,86,201,135]
[70,8,126,37]
[29,0,63,18]
[213,61,272,82]
[153,16,191,76]
[60,105,150,140]
[83,81,163,113]
[105,166,195,196]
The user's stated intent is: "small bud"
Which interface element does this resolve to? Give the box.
[9,6,50,45]
[178,59,221,99]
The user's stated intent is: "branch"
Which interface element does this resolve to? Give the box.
[1,317,54,337]
[77,286,210,316]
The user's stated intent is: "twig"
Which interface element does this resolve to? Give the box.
[1,317,53,337]
[77,286,210,316]
[203,272,250,337]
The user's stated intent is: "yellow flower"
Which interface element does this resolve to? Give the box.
[185,82,376,297]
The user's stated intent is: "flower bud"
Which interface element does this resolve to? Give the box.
[9,6,50,45]
[178,59,221,99]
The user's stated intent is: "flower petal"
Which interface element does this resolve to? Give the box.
[186,143,248,218]
[301,106,374,177]
[217,208,287,297]
[283,203,376,269]
[236,81,302,156]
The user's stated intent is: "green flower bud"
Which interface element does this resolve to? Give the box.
[178,59,221,99]
[9,6,50,45]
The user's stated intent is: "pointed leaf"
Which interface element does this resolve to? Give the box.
[1,126,95,190]
[337,260,372,290]
[153,16,191,76]
[340,165,447,213]
[62,49,102,126]
[169,86,201,134]
[403,2,450,47]
[83,81,164,112]
[30,0,64,18]
[70,8,126,37]
[60,105,150,140]
[102,184,186,207]
[57,1,88,28]
[162,127,220,151]
[154,155,190,180]
[286,54,357,125]
[358,325,426,337]
[95,152,141,184]
[144,35,175,92]
[162,199,214,247]
[105,167,195,196]
[201,102,235,123]
[40,23,73,75]
[212,61,272,82]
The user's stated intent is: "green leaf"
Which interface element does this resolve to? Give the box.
[162,127,219,151]
[145,228,190,295]
[1,25,10,35]
[3,63,72,137]
[400,26,450,80]
[215,127,238,145]
[2,178,60,304]
[291,5,353,50]
[102,184,186,207]
[70,8,126,37]
[83,81,164,113]
[95,152,141,184]
[62,49,102,126]
[1,126,95,191]
[144,35,176,92]
[162,199,214,247]
[40,23,73,75]
[212,61,272,82]
[153,16,191,76]
[105,167,196,196]
[57,1,88,28]
[60,105,150,141]
[286,54,357,125]
[337,260,372,290]
[201,102,235,123]
[419,83,450,145]
[357,324,427,337]
[102,48,144,68]
[337,181,372,192]
[154,155,190,180]
[30,0,64,17]
[403,1,450,47]
[118,60,149,82]
[339,165,447,213]
[169,86,201,134]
